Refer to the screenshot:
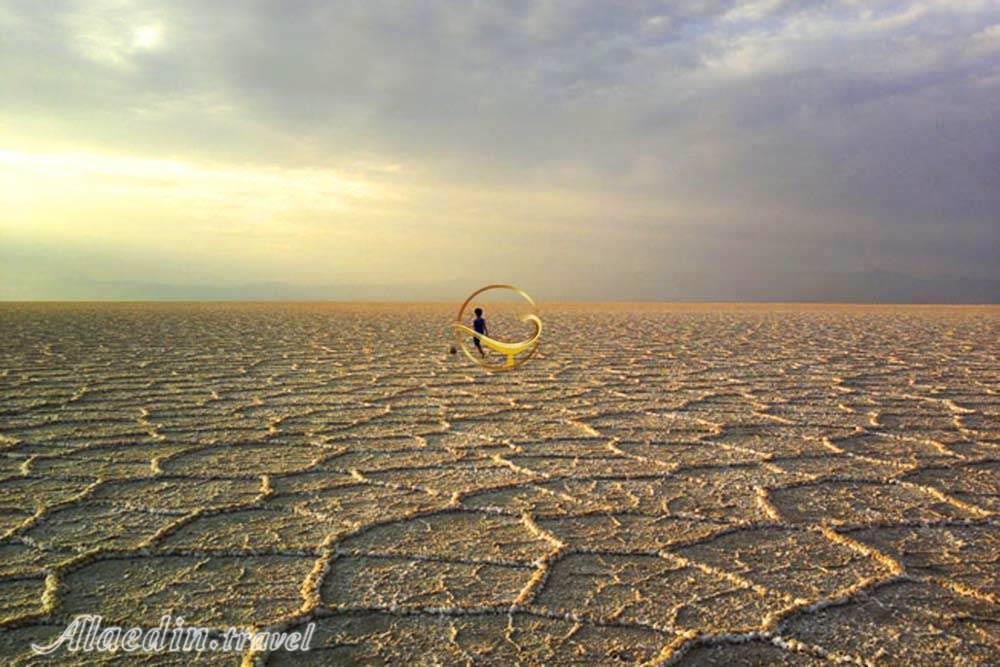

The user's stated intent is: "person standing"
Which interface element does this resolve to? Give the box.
[472,307,488,357]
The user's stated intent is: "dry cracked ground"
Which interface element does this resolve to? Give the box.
[0,303,998,666]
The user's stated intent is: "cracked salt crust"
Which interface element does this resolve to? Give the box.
[0,303,997,665]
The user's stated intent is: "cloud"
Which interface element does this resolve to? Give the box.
[0,0,998,300]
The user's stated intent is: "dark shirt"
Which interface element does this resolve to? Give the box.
[473,317,486,334]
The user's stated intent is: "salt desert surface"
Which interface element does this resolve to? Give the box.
[0,303,998,665]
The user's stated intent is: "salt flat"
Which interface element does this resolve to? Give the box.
[0,303,997,665]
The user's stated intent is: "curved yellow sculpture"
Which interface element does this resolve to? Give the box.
[451,284,542,371]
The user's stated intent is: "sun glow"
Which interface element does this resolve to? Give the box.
[0,146,394,252]
[0,148,382,206]
[131,24,163,50]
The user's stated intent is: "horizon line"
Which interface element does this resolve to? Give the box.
[2,300,998,307]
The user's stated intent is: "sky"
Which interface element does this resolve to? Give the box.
[2,0,998,302]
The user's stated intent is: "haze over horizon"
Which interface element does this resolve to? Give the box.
[2,1,998,302]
